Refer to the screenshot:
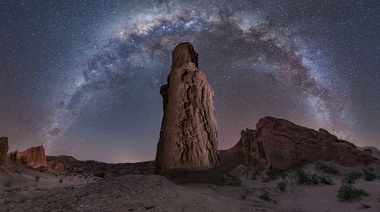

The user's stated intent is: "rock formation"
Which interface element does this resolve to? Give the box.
[0,137,9,166]
[218,130,253,172]
[358,146,380,159]
[154,42,221,183]
[9,145,47,168]
[220,116,374,172]
[47,155,78,172]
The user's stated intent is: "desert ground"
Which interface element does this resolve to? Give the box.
[1,159,379,212]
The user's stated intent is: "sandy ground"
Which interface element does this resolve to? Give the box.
[1,161,379,212]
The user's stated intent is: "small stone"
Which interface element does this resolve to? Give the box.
[145,206,154,210]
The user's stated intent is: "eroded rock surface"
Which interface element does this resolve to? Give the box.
[47,155,78,172]
[358,146,380,159]
[220,116,374,171]
[154,42,221,183]
[171,42,198,69]
[0,137,9,166]
[9,145,47,168]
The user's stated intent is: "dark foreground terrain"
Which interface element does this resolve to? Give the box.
[1,158,380,212]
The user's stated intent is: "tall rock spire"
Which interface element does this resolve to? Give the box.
[154,42,221,183]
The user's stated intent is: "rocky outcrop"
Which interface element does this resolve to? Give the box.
[9,145,47,168]
[154,42,221,183]
[47,155,78,172]
[358,146,380,159]
[0,137,9,166]
[220,116,374,172]
[363,149,373,156]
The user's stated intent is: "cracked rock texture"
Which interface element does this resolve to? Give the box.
[220,116,374,171]
[154,42,221,183]
[0,137,9,166]
[9,145,47,168]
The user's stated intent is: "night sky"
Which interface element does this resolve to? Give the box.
[1,0,379,163]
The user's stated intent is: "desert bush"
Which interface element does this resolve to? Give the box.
[277,181,286,192]
[296,169,333,185]
[314,162,339,174]
[59,179,63,183]
[337,184,368,201]
[267,169,287,180]
[296,169,309,184]
[342,171,362,184]
[38,166,46,172]
[251,168,259,180]
[296,169,319,185]
[262,169,287,182]
[309,173,319,185]
[363,170,376,181]
[35,176,40,182]
[222,174,241,187]
[259,192,271,201]
[95,172,107,178]
[241,194,247,200]
[318,175,333,185]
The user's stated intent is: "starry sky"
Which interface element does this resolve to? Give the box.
[1,0,379,163]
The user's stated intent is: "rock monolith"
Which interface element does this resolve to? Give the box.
[154,42,221,183]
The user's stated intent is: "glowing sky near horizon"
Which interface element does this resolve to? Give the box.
[1,0,379,162]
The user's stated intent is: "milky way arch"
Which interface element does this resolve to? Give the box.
[44,3,350,150]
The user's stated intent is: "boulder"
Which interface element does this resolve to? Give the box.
[0,137,9,166]
[9,145,47,168]
[220,116,374,171]
[154,42,221,183]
